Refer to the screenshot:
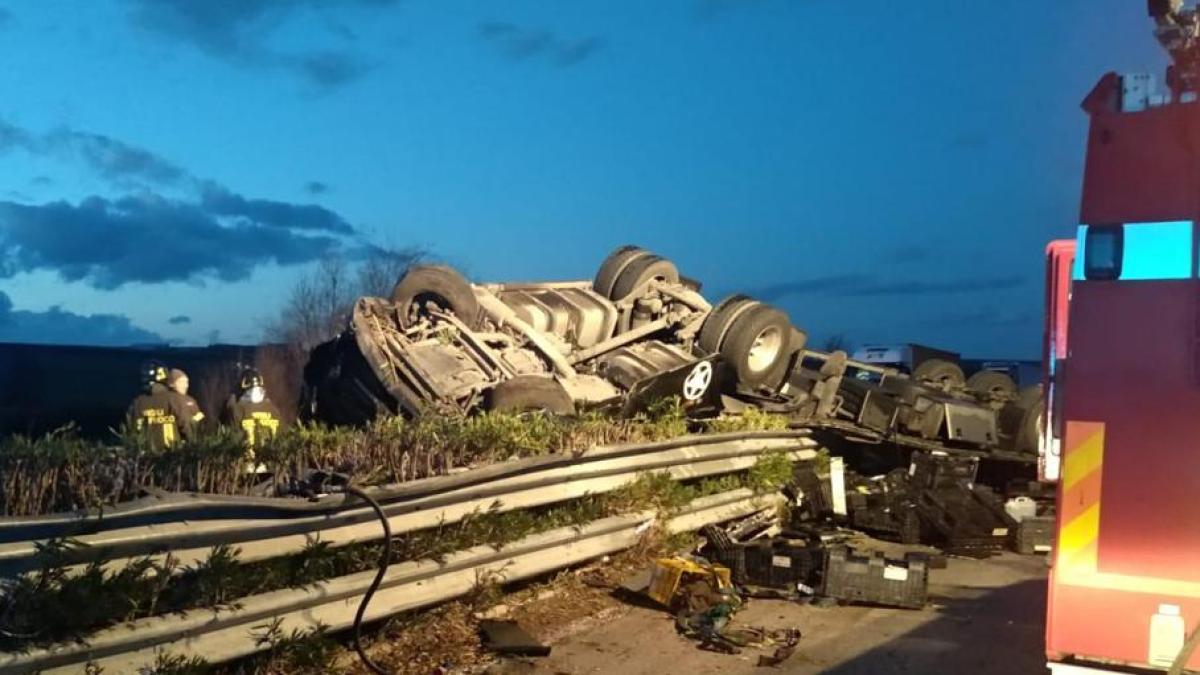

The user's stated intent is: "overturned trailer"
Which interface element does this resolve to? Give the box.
[303,246,1042,461]
[303,246,803,423]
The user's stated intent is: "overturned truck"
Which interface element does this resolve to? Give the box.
[303,246,1041,460]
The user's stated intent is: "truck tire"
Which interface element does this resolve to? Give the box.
[1017,384,1043,408]
[485,376,575,415]
[1015,393,1044,455]
[608,254,680,302]
[912,358,966,389]
[391,265,481,330]
[720,303,793,389]
[966,370,1018,399]
[593,246,650,299]
[697,294,754,355]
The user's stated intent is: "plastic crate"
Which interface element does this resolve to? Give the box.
[701,525,747,585]
[821,546,928,609]
[742,539,821,590]
[909,451,979,490]
[914,483,1016,556]
[850,501,922,544]
[789,465,833,521]
[1016,515,1055,555]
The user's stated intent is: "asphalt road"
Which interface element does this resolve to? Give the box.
[526,551,1049,675]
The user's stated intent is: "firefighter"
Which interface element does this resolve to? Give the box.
[221,367,284,448]
[167,367,205,430]
[126,360,203,449]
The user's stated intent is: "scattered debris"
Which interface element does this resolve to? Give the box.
[757,628,802,668]
[821,546,929,609]
[646,556,733,608]
[1016,514,1056,555]
[479,620,551,657]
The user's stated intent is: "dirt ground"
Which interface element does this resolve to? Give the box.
[488,550,1050,675]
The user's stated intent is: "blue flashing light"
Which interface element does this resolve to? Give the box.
[1121,220,1192,280]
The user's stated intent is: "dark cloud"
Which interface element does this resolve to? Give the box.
[478,21,604,66]
[0,119,360,286]
[168,315,191,325]
[740,274,871,302]
[292,50,373,88]
[198,182,353,234]
[0,119,32,151]
[0,120,186,187]
[30,175,52,187]
[0,291,164,346]
[305,180,329,194]
[739,274,1026,302]
[45,127,188,186]
[0,194,342,289]
[124,0,394,89]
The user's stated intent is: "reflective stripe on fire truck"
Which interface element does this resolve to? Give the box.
[1058,421,1105,575]
[1058,420,1200,597]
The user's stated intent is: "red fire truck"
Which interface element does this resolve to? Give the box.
[1045,2,1200,672]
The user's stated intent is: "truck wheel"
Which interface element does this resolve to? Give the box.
[697,294,754,355]
[720,303,794,388]
[608,254,680,302]
[485,376,575,415]
[593,246,650,299]
[391,265,481,330]
[1017,384,1043,408]
[912,358,966,389]
[1015,394,1044,455]
[966,371,1017,399]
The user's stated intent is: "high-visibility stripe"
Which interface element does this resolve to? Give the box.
[1062,431,1104,492]
[1056,420,1200,599]
[1056,422,1104,578]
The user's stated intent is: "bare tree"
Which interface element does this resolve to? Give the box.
[263,247,425,417]
[266,247,424,350]
[355,245,426,299]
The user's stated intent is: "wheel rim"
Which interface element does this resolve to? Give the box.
[746,326,784,373]
[405,292,450,325]
[682,361,713,401]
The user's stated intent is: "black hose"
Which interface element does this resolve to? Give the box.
[345,484,393,675]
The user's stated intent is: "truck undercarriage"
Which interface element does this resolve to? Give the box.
[303,245,1044,464]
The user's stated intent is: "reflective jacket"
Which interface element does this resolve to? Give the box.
[126,383,204,449]
[221,395,284,447]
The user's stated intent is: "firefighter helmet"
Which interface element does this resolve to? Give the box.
[141,359,169,387]
[239,367,265,392]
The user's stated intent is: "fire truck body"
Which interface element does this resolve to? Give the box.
[1046,4,1200,671]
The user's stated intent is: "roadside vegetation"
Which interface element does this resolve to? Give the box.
[0,399,792,518]
[0,455,794,656]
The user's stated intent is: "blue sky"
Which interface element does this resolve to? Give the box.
[0,0,1167,356]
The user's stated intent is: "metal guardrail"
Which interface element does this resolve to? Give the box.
[3,489,773,674]
[0,431,815,577]
[0,431,813,672]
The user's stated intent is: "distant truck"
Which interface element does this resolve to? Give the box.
[852,343,1039,401]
